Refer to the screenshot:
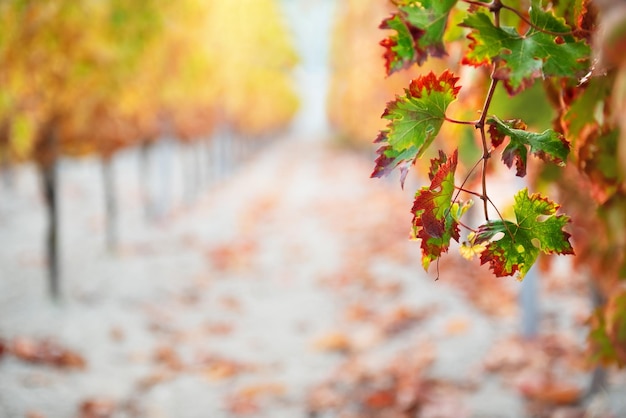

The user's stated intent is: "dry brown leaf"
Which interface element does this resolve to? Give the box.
[219,295,242,312]
[313,332,352,353]
[483,337,529,373]
[206,239,257,272]
[237,383,286,399]
[204,321,234,336]
[10,336,86,369]
[153,346,184,371]
[78,398,116,418]
[380,305,435,336]
[224,393,259,416]
[198,355,253,380]
[136,370,173,392]
[444,317,470,336]
[519,380,582,405]
[109,327,125,342]
[364,389,396,409]
[344,303,374,322]
[438,257,516,317]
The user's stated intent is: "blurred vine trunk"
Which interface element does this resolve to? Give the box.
[101,155,117,253]
[0,122,14,190]
[586,281,608,399]
[35,119,60,299]
[204,136,214,186]
[0,152,14,190]
[140,140,155,221]
[181,141,198,205]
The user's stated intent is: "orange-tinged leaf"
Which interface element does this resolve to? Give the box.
[10,336,86,369]
[313,332,352,353]
[518,381,582,405]
[78,398,117,418]
[364,389,396,409]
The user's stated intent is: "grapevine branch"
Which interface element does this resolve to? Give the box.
[374,0,578,280]
[455,186,515,241]
[476,74,499,221]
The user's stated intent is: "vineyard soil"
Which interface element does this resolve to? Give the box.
[0,137,625,417]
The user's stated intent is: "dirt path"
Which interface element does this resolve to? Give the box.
[0,138,624,418]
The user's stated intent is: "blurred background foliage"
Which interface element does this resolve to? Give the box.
[0,0,299,166]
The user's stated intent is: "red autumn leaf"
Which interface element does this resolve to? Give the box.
[411,149,460,270]
[379,0,457,75]
[364,389,396,409]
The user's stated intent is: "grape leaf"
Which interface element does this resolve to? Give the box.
[379,0,458,75]
[473,189,574,279]
[410,149,460,270]
[460,1,590,94]
[487,115,570,177]
[563,75,612,140]
[371,71,461,186]
[380,13,420,75]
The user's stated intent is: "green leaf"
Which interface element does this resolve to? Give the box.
[379,13,418,75]
[563,75,612,141]
[371,70,461,185]
[487,115,570,176]
[410,149,460,270]
[460,1,590,94]
[379,0,457,75]
[474,188,574,279]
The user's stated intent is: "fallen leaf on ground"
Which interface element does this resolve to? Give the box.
[224,394,259,416]
[10,336,86,369]
[198,354,254,380]
[380,305,436,336]
[78,398,116,418]
[236,382,286,399]
[518,380,582,405]
[439,257,516,316]
[136,370,174,392]
[364,389,396,409]
[204,321,234,336]
[444,317,471,335]
[483,337,529,373]
[109,327,125,342]
[206,239,257,272]
[219,295,242,312]
[344,303,375,322]
[307,341,440,416]
[313,331,352,353]
[153,345,184,371]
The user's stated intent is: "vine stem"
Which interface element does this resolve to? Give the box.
[476,75,499,221]
[445,116,479,125]
[471,0,502,222]
[455,186,516,241]
[457,219,478,233]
